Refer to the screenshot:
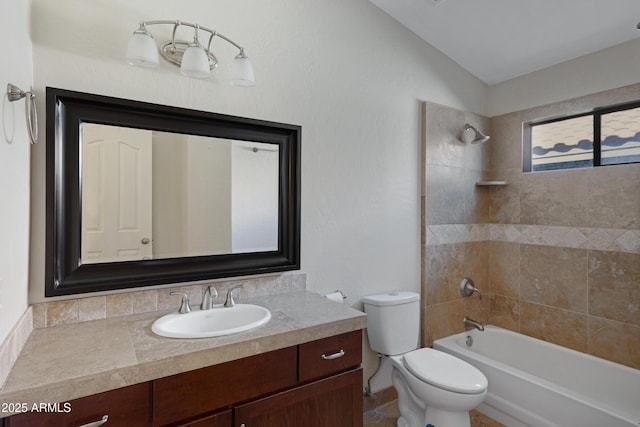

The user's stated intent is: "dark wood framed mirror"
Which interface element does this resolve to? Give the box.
[45,87,300,297]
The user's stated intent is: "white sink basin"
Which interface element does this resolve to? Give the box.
[152,304,271,338]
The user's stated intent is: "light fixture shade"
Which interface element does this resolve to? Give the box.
[126,30,159,68]
[230,53,255,87]
[180,44,211,78]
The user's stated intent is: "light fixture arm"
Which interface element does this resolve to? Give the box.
[170,21,180,52]
[206,31,217,57]
[139,20,246,52]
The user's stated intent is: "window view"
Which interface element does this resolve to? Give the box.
[530,115,593,171]
[601,106,640,165]
[525,101,640,172]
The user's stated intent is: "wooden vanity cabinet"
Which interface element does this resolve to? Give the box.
[4,382,152,427]
[3,330,363,427]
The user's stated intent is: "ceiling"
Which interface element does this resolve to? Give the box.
[369,0,640,85]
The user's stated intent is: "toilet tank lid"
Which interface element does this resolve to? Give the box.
[362,291,420,307]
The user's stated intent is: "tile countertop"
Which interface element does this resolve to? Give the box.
[0,291,366,415]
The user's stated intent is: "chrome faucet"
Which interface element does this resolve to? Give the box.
[463,316,484,331]
[201,285,218,310]
[170,291,192,314]
[224,284,244,307]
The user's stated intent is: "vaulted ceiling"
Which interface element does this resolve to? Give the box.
[370,0,640,85]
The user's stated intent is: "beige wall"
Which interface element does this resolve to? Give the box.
[0,1,33,344]
[23,0,488,388]
[488,38,640,117]
[487,83,640,370]
[28,0,488,309]
[422,85,640,370]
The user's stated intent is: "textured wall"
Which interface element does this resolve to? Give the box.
[24,0,488,389]
[0,1,33,344]
[28,0,488,307]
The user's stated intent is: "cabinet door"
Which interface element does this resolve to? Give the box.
[234,369,363,427]
[153,347,296,426]
[5,382,151,427]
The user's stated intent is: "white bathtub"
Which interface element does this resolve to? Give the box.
[433,326,640,427]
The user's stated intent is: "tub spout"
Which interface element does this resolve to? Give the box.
[463,317,484,331]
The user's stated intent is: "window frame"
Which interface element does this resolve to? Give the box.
[523,99,640,172]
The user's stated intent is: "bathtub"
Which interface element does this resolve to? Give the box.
[433,326,640,427]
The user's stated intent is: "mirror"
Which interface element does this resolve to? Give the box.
[80,125,279,263]
[45,88,300,297]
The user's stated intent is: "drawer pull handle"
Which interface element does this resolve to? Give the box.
[321,349,345,360]
[78,415,108,427]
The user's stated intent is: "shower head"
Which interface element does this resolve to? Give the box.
[462,123,490,144]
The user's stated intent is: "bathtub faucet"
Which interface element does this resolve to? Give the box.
[463,317,485,331]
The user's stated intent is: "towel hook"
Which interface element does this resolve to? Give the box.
[7,83,38,144]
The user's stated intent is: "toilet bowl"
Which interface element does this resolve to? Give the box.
[390,348,487,427]
[362,291,488,427]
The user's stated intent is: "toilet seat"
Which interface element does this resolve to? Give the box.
[403,348,487,394]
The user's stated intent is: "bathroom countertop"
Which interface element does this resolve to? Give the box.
[0,290,366,415]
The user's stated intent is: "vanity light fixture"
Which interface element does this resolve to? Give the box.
[125,20,255,86]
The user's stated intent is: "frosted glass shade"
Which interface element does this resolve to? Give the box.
[230,54,255,87]
[126,31,159,68]
[180,44,211,78]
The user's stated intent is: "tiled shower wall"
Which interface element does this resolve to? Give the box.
[421,102,491,347]
[422,84,640,370]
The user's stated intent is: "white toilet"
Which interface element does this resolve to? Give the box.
[362,291,487,427]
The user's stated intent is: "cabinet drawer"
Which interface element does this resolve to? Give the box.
[153,346,296,426]
[298,330,362,382]
[5,382,151,427]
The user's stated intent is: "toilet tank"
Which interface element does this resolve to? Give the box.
[362,291,420,355]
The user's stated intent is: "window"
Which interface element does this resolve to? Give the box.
[523,101,640,172]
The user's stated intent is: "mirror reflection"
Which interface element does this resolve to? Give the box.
[80,123,279,264]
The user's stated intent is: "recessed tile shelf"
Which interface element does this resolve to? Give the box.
[475,180,508,186]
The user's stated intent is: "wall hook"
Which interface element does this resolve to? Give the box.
[6,83,38,144]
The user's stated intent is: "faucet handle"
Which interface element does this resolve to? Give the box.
[459,278,482,299]
[170,291,192,314]
[224,284,244,307]
[201,285,218,310]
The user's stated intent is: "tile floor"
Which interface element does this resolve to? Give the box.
[363,399,399,426]
[363,398,505,427]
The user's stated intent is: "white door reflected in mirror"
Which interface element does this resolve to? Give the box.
[80,123,279,265]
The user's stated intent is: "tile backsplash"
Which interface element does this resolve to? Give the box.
[32,273,306,329]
